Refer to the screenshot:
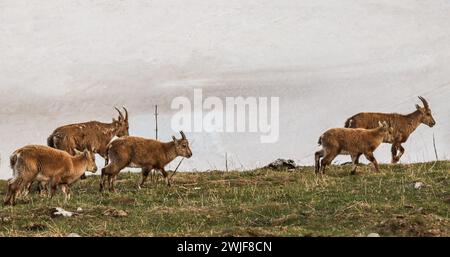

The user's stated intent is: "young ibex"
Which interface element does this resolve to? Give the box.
[4,145,97,206]
[100,131,192,192]
[345,96,436,163]
[315,121,394,175]
[47,107,130,163]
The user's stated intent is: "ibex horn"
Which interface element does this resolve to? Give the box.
[114,107,124,120]
[122,106,128,121]
[180,131,186,139]
[418,96,429,109]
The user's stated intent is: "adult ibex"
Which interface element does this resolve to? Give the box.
[4,145,97,206]
[100,131,192,192]
[47,107,129,180]
[344,96,436,164]
[48,107,129,160]
[315,121,394,175]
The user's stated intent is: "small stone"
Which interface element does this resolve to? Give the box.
[76,207,83,212]
[265,159,297,170]
[67,233,81,237]
[367,233,380,237]
[413,182,425,189]
[1,217,11,223]
[50,207,76,218]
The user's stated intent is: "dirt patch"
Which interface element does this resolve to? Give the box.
[376,214,450,236]
[23,223,47,231]
[103,208,128,217]
[441,193,450,205]
[444,197,450,205]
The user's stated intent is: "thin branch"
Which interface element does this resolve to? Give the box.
[433,133,439,161]
[225,152,228,172]
[170,158,185,180]
[154,105,158,140]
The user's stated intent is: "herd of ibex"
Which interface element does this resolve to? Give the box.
[3,96,436,206]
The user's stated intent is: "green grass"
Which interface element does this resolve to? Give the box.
[0,161,449,237]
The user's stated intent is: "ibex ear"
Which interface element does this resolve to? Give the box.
[378,121,383,127]
[83,149,90,157]
[73,149,82,155]
[416,104,427,113]
[172,136,177,142]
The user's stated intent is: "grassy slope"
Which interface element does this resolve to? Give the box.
[0,161,449,237]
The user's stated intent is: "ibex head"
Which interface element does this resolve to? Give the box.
[74,149,98,173]
[172,131,193,158]
[415,96,436,127]
[112,106,130,137]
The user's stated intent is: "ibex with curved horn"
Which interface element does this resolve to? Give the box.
[344,96,436,163]
[100,131,192,192]
[47,107,129,178]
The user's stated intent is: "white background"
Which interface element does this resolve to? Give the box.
[0,0,449,178]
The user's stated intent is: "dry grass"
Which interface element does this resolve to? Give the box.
[0,161,448,237]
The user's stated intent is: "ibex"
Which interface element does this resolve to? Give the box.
[47,107,129,181]
[345,96,436,164]
[315,121,394,175]
[100,131,192,192]
[4,145,97,206]
[48,107,129,161]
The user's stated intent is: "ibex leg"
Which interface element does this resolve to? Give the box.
[139,167,151,189]
[314,149,324,174]
[365,152,380,172]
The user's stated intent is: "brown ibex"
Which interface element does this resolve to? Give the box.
[4,145,97,206]
[47,107,129,161]
[315,121,394,175]
[100,131,192,192]
[46,107,129,183]
[344,96,436,164]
